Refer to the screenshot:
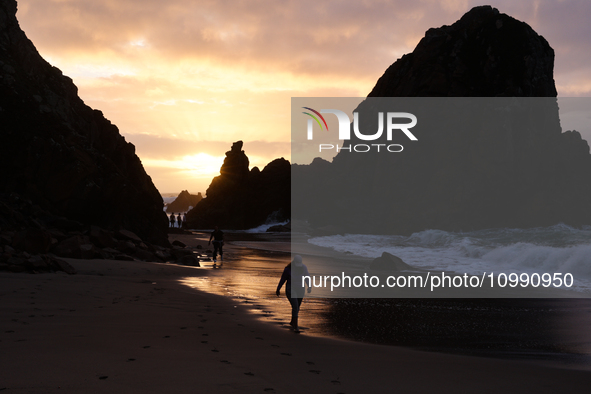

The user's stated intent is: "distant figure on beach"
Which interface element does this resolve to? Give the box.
[170,213,176,228]
[182,213,187,228]
[177,213,182,228]
[276,255,312,333]
[208,226,224,266]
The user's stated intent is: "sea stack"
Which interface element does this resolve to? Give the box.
[186,141,290,229]
[166,190,203,213]
[368,5,557,97]
[292,6,591,234]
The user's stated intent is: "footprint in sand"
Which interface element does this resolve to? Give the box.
[220,360,231,364]
[143,346,151,349]
[127,358,136,362]
[331,380,341,385]
[263,388,276,392]
[280,352,291,356]
[244,372,254,376]
[255,337,264,340]
[163,335,170,338]
[306,361,315,365]
[271,344,280,348]
[211,348,219,353]
[201,341,208,344]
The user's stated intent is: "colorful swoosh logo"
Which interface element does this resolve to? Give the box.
[302,107,328,131]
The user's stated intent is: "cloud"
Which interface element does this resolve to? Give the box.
[14,0,591,193]
[17,0,591,95]
[17,1,455,81]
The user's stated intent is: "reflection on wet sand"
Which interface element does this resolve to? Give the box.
[179,238,332,336]
[179,232,591,370]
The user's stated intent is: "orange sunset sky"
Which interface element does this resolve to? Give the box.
[15,0,591,194]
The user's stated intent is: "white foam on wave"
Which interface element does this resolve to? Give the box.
[241,220,290,233]
[483,243,591,277]
[308,225,591,289]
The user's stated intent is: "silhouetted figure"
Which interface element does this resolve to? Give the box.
[177,213,182,228]
[170,213,176,228]
[208,226,224,267]
[276,255,312,332]
[182,213,187,228]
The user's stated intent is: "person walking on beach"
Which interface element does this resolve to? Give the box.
[208,226,224,267]
[170,213,176,228]
[182,213,187,228]
[276,255,312,333]
[177,213,182,228]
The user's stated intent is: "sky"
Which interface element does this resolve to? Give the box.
[15,0,591,194]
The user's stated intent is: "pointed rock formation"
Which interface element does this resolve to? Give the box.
[186,141,290,229]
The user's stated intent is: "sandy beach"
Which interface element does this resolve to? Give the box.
[2,234,591,393]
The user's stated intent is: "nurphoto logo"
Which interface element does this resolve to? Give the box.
[302,107,418,153]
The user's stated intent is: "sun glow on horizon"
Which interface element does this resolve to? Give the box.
[143,153,225,178]
[14,0,591,193]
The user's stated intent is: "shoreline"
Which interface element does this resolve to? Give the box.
[1,234,591,392]
[221,231,591,370]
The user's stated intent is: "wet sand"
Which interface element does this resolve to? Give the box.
[1,232,591,392]
[215,232,591,369]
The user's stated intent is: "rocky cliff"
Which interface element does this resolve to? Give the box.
[186,141,290,229]
[0,0,169,250]
[293,6,591,234]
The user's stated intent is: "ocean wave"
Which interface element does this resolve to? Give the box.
[308,225,591,280]
[241,220,290,233]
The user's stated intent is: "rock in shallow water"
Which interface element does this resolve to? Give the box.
[369,252,412,272]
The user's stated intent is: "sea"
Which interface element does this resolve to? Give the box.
[307,224,591,295]
[179,223,591,370]
[166,185,591,367]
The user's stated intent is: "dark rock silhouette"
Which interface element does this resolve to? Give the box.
[0,0,168,249]
[166,190,203,213]
[0,0,186,272]
[369,252,412,272]
[368,5,557,98]
[186,141,290,229]
[293,6,591,234]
